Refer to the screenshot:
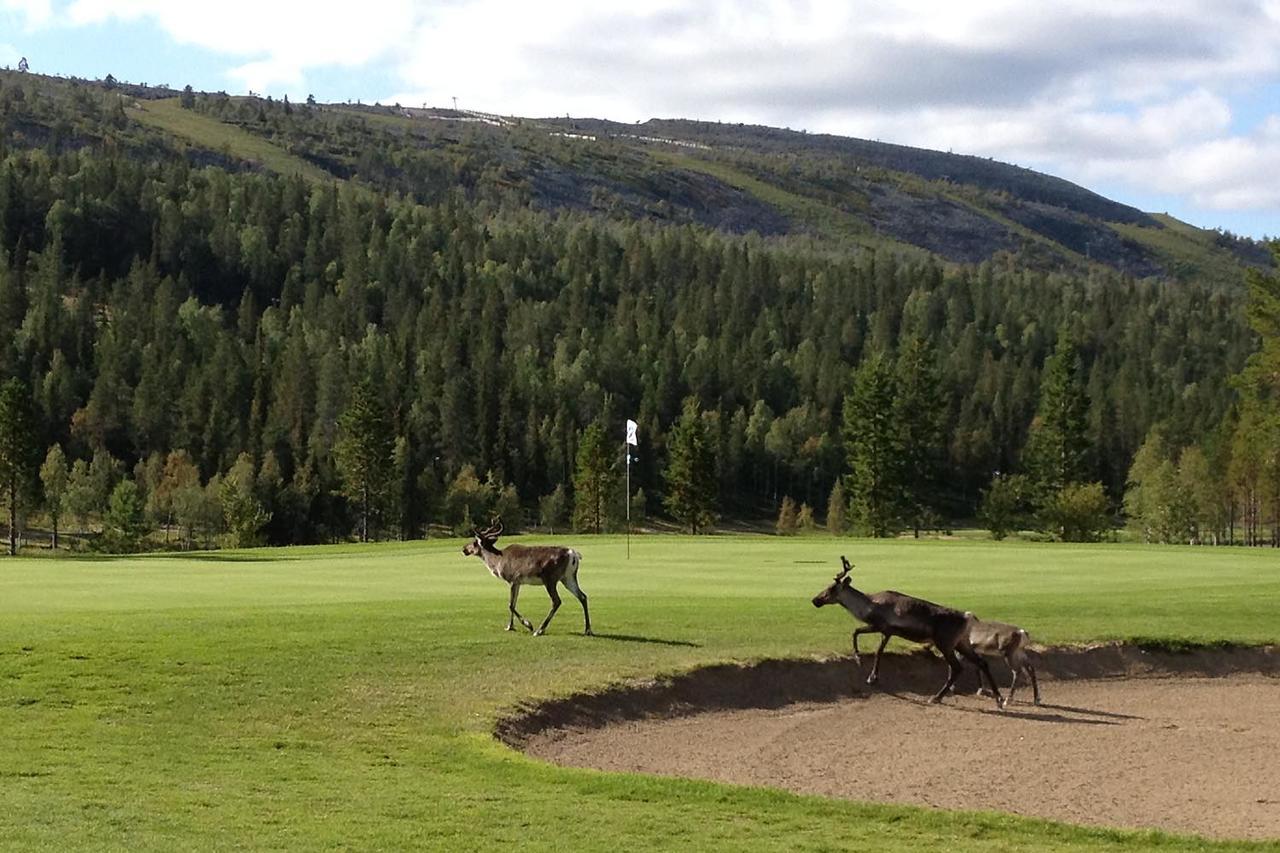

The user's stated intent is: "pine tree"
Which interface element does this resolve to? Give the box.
[894,337,946,536]
[0,379,38,554]
[334,379,395,541]
[572,422,615,533]
[843,356,903,537]
[664,397,717,534]
[1022,332,1092,513]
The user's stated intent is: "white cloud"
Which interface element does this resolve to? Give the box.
[64,0,421,90]
[0,0,53,28]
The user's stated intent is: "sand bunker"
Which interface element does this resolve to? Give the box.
[499,645,1280,841]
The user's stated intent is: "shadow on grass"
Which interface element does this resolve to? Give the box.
[591,632,702,648]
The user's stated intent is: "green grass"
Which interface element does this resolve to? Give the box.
[1112,214,1250,285]
[1,536,1277,851]
[645,148,935,258]
[128,99,334,182]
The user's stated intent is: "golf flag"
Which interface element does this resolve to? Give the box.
[625,419,639,446]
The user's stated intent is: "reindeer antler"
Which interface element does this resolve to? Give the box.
[836,555,853,581]
[475,517,504,541]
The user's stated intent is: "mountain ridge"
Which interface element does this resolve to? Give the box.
[0,70,1270,284]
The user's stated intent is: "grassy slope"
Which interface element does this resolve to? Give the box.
[2,536,1277,851]
[644,147,935,258]
[127,99,334,182]
[1112,215,1252,285]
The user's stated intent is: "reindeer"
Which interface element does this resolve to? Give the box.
[811,556,1003,707]
[461,519,592,636]
[958,614,1041,707]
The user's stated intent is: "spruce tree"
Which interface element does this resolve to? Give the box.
[664,397,717,534]
[894,337,946,536]
[334,379,395,541]
[571,422,614,533]
[843,356,903,537]
[1022,333,1092,507]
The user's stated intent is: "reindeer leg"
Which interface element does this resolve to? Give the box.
[1028,664,1041,706]
[867,633,891,685]
[932,647,964,703]
[851,626,877,666]
[1005,660,1020,707]
[561,576,592,636]
[508,584,533,632]
[958,644,1004,708]
[533,580,562,636]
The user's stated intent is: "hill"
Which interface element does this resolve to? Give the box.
[1,70,1268,285]
[0,68,1268,545]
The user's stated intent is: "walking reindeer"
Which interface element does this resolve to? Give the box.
[811,556,1003,707]
[959,614,1042,706]
[462,518,592,636]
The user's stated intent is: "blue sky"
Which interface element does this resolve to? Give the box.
[3,0,1278,240]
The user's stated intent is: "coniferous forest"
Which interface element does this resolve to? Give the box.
[0,70,1276,549]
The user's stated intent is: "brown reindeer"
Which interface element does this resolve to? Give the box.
[811,556,1002,707]
[959,614,1041,707]
[462,518,592,636]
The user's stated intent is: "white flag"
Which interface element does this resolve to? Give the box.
[625,419,639,446]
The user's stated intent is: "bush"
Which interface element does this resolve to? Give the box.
[1039,482,1112,542]
[100,479,147,552]
[977,473,1027,540]
[775,496,798,535]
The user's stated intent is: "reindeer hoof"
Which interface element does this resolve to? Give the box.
[583,629,594,637]
[532,629,544,637]
[865,674,878,685]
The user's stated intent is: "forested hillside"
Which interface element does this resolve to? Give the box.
[0,69,1274,547]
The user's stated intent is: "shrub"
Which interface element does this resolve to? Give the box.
[978,473,1027,540]
[1040,482,1112,542]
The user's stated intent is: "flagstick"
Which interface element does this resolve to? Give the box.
[625,439,631,560]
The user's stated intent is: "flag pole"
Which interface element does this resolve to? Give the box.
[625,436,631,560]
[624,419,637,560]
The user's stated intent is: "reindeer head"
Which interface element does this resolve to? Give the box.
[461,517,504,557]
[811,556,854,607]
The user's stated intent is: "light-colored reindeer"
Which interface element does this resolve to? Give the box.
[812,556,1003,707]
[960,614,1041,707]
[462,518,592,636]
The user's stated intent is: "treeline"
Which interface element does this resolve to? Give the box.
[0,141,1271,549]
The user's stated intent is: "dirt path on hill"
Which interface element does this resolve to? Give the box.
[503,647,1280,841]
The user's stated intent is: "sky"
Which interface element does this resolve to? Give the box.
[2,0,1279,239]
